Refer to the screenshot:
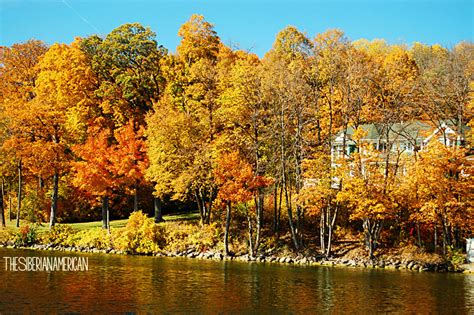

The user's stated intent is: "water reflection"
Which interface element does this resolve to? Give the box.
[0,248,473,313]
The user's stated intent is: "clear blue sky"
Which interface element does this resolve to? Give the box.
[1,0,473,56]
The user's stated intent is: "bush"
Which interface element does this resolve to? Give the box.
[114,211,165,254]
[72,228,113,249]
[163,221,221,252]
[446,246,465,271]
[15,225,38,246]
[0,229,15,245]
[41,224,77,246]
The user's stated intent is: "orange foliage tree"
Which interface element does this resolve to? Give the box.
[214,151,272,257]
[406,140,473,253]
[72,120,148,230]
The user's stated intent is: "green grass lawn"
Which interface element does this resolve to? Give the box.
[3,211,200,232]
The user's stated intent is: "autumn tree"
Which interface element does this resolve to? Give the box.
[262,26,315,249]
[72,127,115,230]
[217,50,271,254]
[79,23,166,213]
[72,120,148,230]
[406,140,473,253]
[147,15,224,224]
[214,152,272,257]
[336,129,397,259]
[31,40,98,227]
[81,23,167,126]
[0,39,48,227]
[413,42,473,142]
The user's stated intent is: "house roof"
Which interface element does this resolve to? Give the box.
[335,121,434,143]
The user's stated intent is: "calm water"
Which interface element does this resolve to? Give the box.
[0,248,473,313]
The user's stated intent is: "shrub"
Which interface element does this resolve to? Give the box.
[41,224,77,246]
[446,246,465,271]
[114,211,165,254]
[0,229,15,245]
[72,228,113,249]
[163,221,221,252]
[15,225,38,246]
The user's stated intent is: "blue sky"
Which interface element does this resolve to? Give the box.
[1,0,472,56]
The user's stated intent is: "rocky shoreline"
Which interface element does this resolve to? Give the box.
[2,243,472,274]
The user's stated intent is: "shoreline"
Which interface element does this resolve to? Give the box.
[2,243,472,274]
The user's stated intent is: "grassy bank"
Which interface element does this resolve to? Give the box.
[0,211,469,273]
[0,211,218,254]
[3,212,200,231]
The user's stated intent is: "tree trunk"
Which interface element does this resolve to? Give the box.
[199,190,209,225]
[195,190,204,225]
[154,198,163,223]
[285,180,299,250]
[441,217,447,255]
[326,206,338,257]
[16,160,22,228]
[247,212,254,258]
[49,170,59,228]
[320,210,326,254]
[368,234,374,259]
[102,196,109,230]
[0,178,5,228]
[254,192,263,255]
[280,100,300,250]
[224,201,231,256]
[277,184,282,231]
[454,227,460,249]
[9,195,12,222]
[273,185,278,232]
[206,188,214,224]
[416,222,422,247]
[38,176,44,191]
[364,218,377,259]
[133,181,139,212]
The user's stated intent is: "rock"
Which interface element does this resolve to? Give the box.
[279,257,286,263]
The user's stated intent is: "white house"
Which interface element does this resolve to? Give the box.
[331,120,468,162]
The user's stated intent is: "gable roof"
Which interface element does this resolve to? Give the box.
[424,121,471,143]
[335,121,434,143]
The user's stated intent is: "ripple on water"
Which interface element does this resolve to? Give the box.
[0,248,472,313]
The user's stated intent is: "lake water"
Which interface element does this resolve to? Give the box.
[0,247,473,313]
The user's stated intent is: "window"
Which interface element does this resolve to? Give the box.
[348,144,356,155]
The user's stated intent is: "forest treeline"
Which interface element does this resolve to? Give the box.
[0,15,473,258]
